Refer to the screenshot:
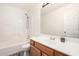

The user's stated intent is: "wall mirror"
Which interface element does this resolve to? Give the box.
[41,3,79,38]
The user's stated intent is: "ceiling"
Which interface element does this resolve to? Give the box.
[1,3,39,12]
[41,3,70,15]
[0,3,70,15]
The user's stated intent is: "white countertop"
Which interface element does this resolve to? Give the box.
[30,35,79,56]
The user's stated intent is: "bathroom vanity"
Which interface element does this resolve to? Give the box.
[30,40,68,56]
[30,35,79,56]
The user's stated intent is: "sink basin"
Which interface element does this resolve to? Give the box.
[39,38,57,45]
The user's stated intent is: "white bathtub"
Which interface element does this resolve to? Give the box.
[0,41,30,56]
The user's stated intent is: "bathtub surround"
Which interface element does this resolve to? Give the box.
[28,4,41,36]
[0,3,41,55]
[0,4,27,43]
[0,3,41,44]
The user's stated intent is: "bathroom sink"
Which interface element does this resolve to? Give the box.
[43,39,58,44]
[50,39,58,44]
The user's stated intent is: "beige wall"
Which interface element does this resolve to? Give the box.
[41,7,64,36]
[64,4,79,38]
[28,4,41,36]
[0,4,28,43]
[0,4,41,44]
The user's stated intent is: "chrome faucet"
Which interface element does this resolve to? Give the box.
[60,37,65,42]
[60,32,66,43]
[50,36,55,40]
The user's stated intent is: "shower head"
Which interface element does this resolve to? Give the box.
[25,13,27,16]
[25,13,29,19]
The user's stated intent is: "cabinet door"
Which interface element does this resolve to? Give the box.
[35,42,54,56]
[42,52,48,56]
[30,45,41,56]
[30,40,35,46]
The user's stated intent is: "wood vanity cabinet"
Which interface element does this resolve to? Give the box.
[42,52,48,56]
[30,40,35,46]
[54,50,68,56]
[35,42,54,56]
[30,39,68,56]
[30,45,41,56]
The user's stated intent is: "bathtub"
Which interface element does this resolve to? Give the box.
[0,41,30,56]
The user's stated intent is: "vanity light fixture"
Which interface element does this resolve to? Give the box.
[42,3,49,8]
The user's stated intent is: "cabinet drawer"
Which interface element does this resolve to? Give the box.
[55,50,67,56]
[30,45,41,56]
[42,52,48,56]
[35,42,54,56]
[30,40,35,46]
